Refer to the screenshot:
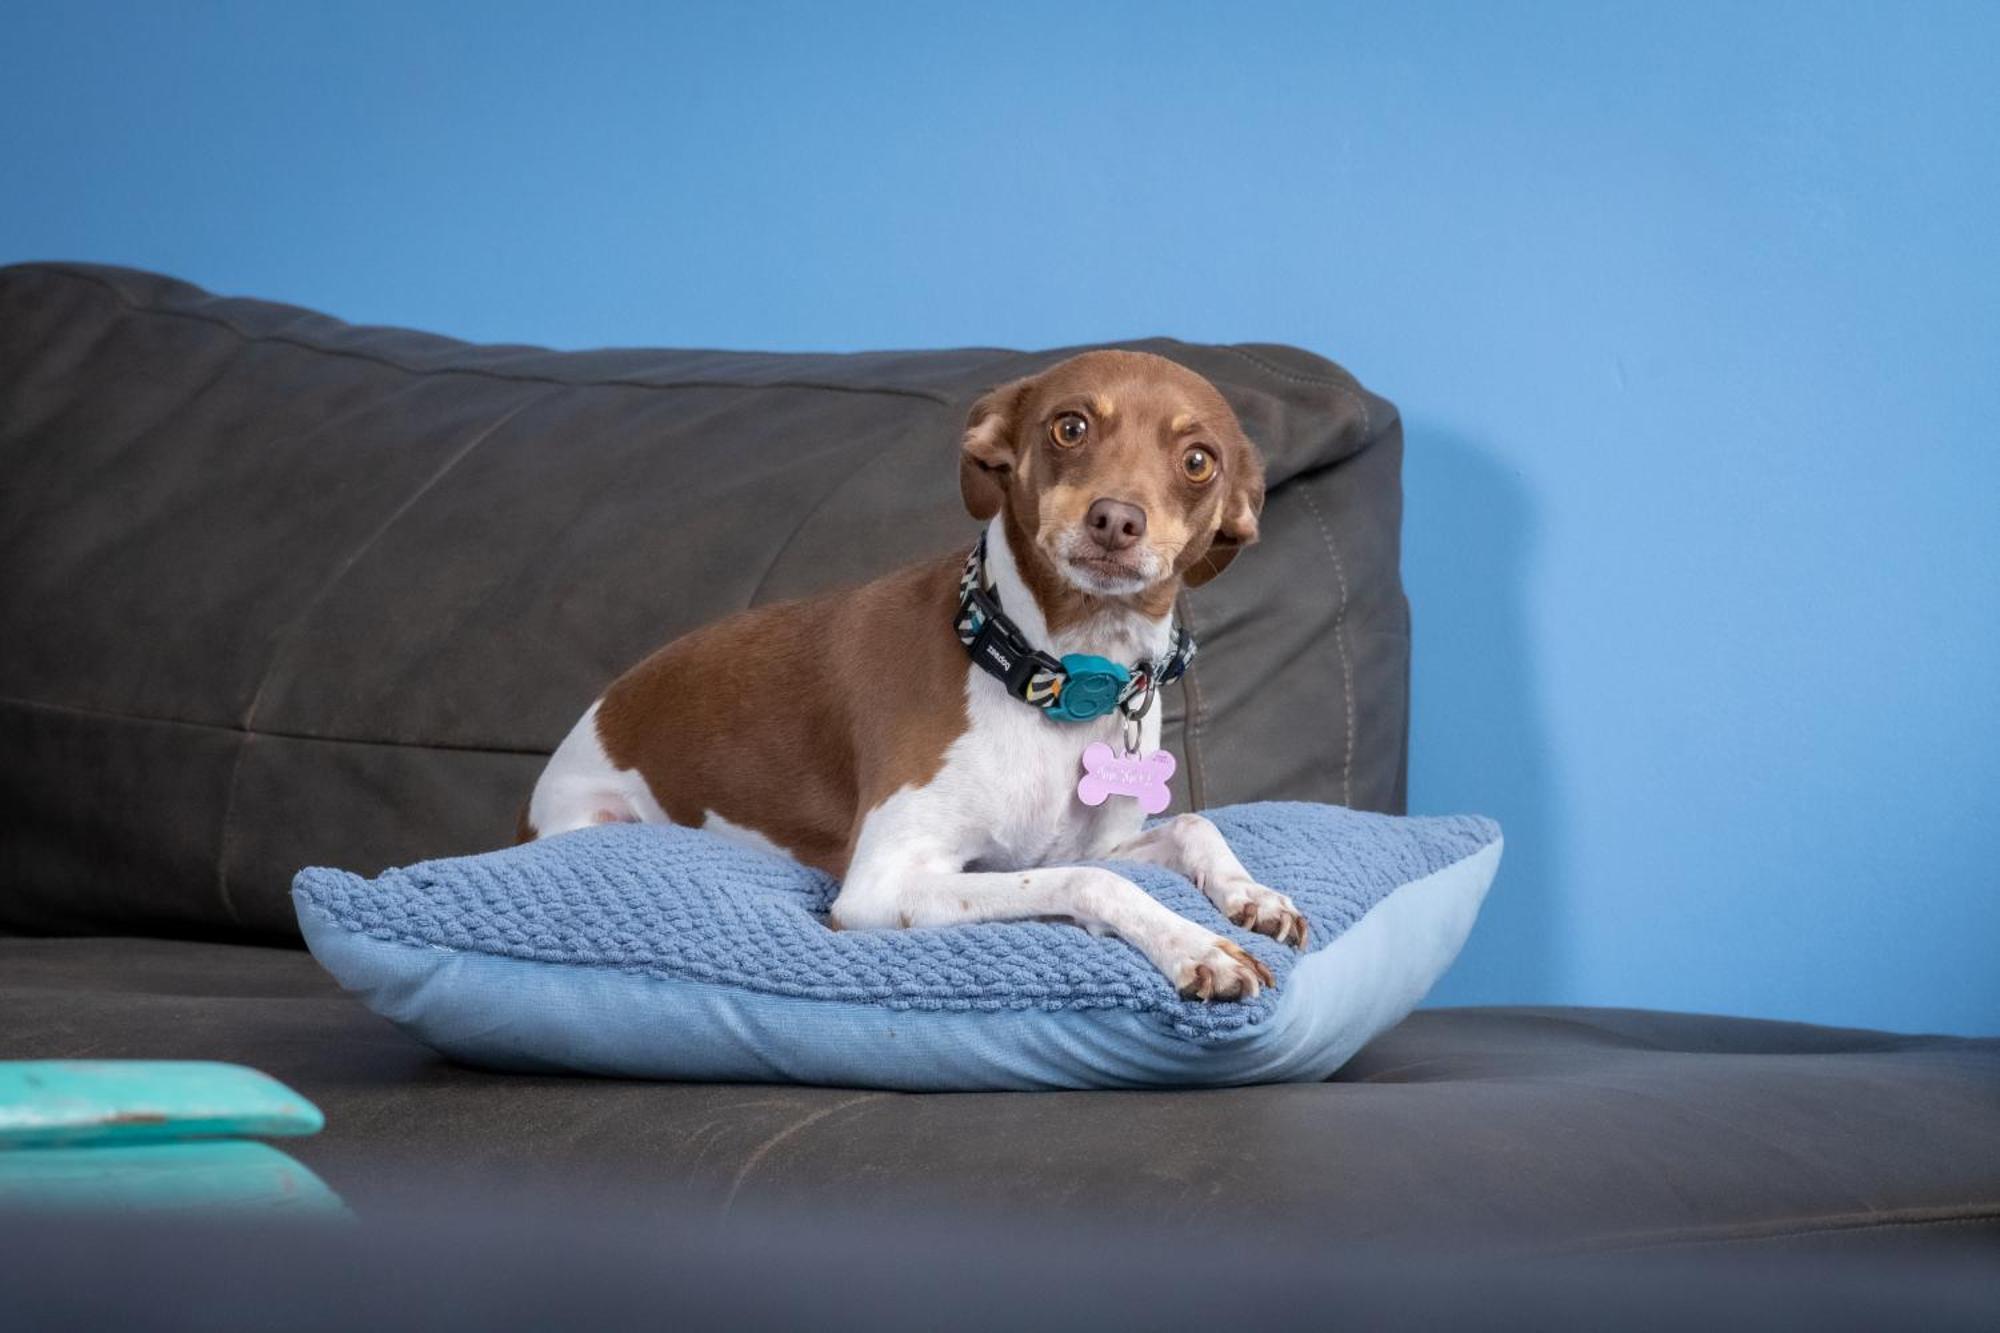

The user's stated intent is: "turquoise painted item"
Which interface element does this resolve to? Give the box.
[0,1061,341,1215]
[0,1061,324,1148]
[0,1142,346,1215]
[1047,653,1130,721]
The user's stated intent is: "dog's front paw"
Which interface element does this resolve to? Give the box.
[1171,935,1275,1002]
[1219,880,1309,949]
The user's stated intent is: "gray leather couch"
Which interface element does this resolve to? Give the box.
[3,266,1996,1302]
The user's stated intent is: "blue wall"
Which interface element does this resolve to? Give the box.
[6,2,1995,1034]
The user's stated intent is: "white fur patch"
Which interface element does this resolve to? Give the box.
[527,700,667,837]
[856,517,1167,871]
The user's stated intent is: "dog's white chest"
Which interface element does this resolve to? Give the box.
[948,670,1157,871]
[844,513,1175,876]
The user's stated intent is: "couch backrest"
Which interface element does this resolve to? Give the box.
[0,263,1408,939]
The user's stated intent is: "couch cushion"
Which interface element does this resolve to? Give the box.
[0,262,1408,938]
[5,936,1994,1251]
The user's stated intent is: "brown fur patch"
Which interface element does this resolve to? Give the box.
[595,554,973,877]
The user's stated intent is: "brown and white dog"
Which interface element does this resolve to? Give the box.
[521,350,1305,1000]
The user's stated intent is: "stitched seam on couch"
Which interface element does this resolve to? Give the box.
[741,427,916,610]
[25,266,956,405]
[1292,477,1356,806]
[19,270,1390,423]
[213,393,560,926]
[1218,344,1373,435]
[0,695,553,758]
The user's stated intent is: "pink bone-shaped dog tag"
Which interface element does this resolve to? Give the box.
[1075,742,1177,815]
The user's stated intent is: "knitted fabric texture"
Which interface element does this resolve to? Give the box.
[293,801,1499,1042]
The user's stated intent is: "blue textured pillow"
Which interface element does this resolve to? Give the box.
[293,802,1500,1091]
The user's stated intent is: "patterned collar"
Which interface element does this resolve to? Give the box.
[953,534,1195,724]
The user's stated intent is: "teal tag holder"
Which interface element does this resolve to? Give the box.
[1047,654,1130,722]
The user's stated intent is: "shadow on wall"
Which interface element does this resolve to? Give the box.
[1401,420,1565,1007]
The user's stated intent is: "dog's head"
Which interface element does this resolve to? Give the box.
[959,351,1265,604]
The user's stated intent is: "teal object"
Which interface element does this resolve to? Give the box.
[0,1061,324,1148]
[0,1141,346,1216]
[0,1062,341,1215]
[1047,654,1129,722]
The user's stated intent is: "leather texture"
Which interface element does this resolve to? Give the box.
[0,263,1407,938]
[6,936,1996,1252]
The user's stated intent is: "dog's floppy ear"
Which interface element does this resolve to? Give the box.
[1184,444,1265,587]
[959,378,1028,521]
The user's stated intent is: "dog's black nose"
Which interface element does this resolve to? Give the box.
[1085,498,1147,552]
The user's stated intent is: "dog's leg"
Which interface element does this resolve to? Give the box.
[832,856,1273,1001]
[526,700,663,839]
[1101,814,1308,948]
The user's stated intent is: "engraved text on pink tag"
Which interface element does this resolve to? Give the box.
[1076,741,1176,815]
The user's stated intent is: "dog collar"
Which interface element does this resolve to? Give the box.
[953,534,1195,724]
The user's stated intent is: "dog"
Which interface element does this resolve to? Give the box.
[521,350,1305,1000]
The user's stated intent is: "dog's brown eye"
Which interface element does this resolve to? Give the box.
[1050,413,1089,448]
[1182,447,1217,483]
